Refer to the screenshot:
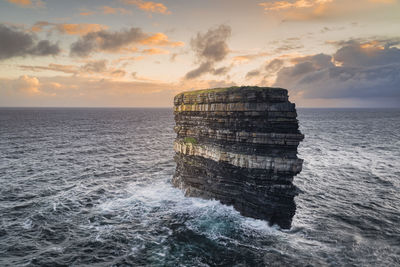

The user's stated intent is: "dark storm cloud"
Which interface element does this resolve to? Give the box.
[70,27,147,57]
[274,40,400,102]
[185,25,231,79]
[0,24,60,60]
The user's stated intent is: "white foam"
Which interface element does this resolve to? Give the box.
[96,178,279,244]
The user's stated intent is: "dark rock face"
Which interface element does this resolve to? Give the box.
[172,86,304,229]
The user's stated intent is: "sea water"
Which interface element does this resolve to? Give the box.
[0,108,399,266]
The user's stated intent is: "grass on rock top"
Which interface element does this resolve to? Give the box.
[176,86,286,97]
[183,137,198,144]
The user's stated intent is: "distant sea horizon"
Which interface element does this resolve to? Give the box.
[1,106,400,109]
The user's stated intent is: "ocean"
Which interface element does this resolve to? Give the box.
[0,108,399,266]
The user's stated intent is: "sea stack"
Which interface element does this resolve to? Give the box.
[172,86,304,229]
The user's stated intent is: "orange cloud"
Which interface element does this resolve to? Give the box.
[31,22,109,36]
[49,82,63,89]
[30,21,51,32]
[6,0,44,8]
[112,56,145,64]
[14,75,41,95]
[140,33,184,47]
[259,0,332,11]
[79,6,132,16]
[259,0,398,20]
[141,48,169,55]
[360,41,385,50]
[79,11,96,16]
[369,0,396,3]
[233,52,270,63]
[122,0,170,14]
[100,6,131,14]
[7,0,31,6]
[56,24,109,36]
[0,75,181,107]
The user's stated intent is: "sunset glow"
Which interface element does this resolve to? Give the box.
[0,0,399,107]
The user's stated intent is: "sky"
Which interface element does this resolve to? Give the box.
[0,0,399,107]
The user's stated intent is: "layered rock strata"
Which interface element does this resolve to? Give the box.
[172,86,304,229]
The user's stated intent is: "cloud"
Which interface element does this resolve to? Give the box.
[213,66,231,75]
[246,58,285,81]
[290,53,333,68]
[79,11,96,16]
[259,0,333,11]
[233,52,270,63]
[0,75,180,107]
[140,33,184,47]
[170,53,178,62]
[185,62,214,79]
[246,70,261,79]
[131,72,157,81]
[112,56,145,65]
[70,27,182,57]
[6,0,44,8]
[369,0,396,3]
[0,75,240,107]
[30,21,51,32]
[110,69,126,78]
[0,24,60,60]
[319,26,345,33]
[333,40,400,67]
[185,62,232,79]
[19,60,127,78]
[121,0,170,14]
[0,75,63,103]
[56,24,109,36]
[19,63,79,74]
[78,6,132,16]
[259,0,398,21]
[70,27,146,57]
[100,6,131,15]
[191,25,231,62]
[266,58,285,72]
[79,60,127,78]
[31,22,109,36]
[81,60,108,73]
[273,40,400,104]
[185,24,232,79]
[13,75,41,95]
[275,44,304,53]
[141,48,169,55]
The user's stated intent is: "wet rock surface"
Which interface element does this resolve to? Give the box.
[172,86,304,229]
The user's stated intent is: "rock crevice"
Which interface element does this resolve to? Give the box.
[172,86,304,229]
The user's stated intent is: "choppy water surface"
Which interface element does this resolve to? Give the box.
[0,108,399,266]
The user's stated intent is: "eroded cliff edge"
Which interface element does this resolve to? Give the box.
[172,86,304,229]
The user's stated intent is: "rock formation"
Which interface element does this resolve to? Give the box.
[172,86,304,229]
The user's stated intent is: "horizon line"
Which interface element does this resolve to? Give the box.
[0,106,399,109]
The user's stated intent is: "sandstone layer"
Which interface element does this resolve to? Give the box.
[172,86,304,229]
